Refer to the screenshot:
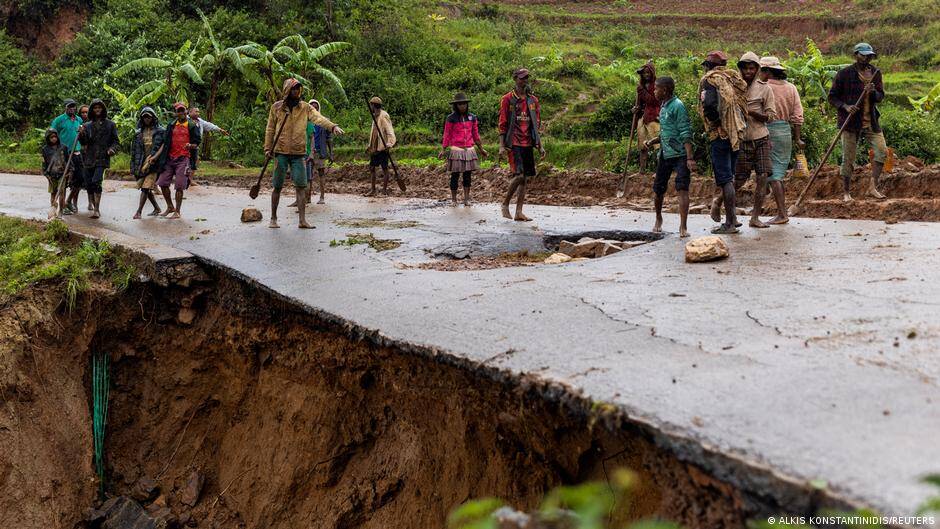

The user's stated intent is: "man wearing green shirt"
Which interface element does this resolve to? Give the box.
[644,77,695,238]
[50,99,83,214]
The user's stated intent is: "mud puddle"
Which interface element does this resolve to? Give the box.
[1,254,844,529]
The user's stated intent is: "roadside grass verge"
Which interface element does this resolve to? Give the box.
[0,216,134,309]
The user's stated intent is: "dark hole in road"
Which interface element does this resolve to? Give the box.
[542,230,664,251]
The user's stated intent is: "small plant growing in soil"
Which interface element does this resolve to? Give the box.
[330,232,402,252]
[448,469,680,529]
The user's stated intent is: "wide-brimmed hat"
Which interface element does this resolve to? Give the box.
[737,51,761,68]
[369,96,382,105]
[513,68,530,79]
[450,92,470,104]
[853,42,876,56]
[759,56,785,71]
[702,50,728,67]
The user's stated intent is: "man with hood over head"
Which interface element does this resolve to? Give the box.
[76,99,119,219]
[264,78,345,229]
[130,106,166,219]
[41,129,68,208]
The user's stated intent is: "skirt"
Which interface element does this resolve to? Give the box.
[445,147,479,173]
[767,120,793,182]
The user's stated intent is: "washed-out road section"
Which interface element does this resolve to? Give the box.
[1,173,937,521]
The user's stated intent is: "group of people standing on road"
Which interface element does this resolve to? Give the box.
[46,99,228,220]
[42,42,887,234]
[633,42,886,235]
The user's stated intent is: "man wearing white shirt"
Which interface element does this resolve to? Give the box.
[188,106,230,183]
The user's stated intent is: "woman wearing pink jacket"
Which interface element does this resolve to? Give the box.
[439,92,488,206]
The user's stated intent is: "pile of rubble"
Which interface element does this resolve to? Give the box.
[543,237,649,264]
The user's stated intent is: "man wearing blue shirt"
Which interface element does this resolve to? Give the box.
[50,99,84,214]
[644,77,695,238]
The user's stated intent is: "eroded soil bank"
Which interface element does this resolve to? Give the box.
[1,260,835,529]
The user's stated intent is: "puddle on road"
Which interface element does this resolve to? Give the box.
[419,229,665,271]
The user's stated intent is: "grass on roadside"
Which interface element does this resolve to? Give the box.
[0,216,134,309]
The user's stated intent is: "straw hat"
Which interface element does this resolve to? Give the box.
[759,56,786,72]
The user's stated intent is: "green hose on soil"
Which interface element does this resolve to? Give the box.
[92,350,109,501]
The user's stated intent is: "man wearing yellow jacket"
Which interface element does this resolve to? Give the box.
[265,78,345,229]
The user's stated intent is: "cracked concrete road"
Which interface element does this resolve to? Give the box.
[2,173,938,519]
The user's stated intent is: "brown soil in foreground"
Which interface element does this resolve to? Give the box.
[191,156,940,224]
[1,255,844,529]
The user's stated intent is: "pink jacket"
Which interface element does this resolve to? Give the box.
[442,112,481,148]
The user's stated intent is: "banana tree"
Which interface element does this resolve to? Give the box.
[111,39,205,106]
[785,39,848,111]
[274,35,350,104]
[909,81,940,113]
[196,8,240,158]
[231,41,289,103]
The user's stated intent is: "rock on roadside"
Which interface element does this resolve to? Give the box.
[543,253,573,264]
[685,236,729,263]
[241,207,263,223]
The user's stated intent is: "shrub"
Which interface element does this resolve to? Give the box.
[880,104,940,163]
[0,30,36,130]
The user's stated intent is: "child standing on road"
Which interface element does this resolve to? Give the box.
[42,129,67,208]
[644,77,695,237]
[439,92,487,206]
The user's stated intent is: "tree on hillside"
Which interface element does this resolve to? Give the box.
[196,8,240,158]
[111,39,205,106]
[274,35,350,103]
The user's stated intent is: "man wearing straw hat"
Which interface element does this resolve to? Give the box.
[760,56,804,225]
[366,96,397,197]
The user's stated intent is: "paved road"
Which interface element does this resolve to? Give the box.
[2,173,938,520]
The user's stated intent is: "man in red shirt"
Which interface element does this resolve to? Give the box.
[498,68,544,222]
[156,103,201,219]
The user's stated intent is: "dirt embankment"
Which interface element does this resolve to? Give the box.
[0,255,837,529]
[194,157,940,223]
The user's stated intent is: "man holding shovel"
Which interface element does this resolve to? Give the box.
[366,96,398,197]
[829,43,887,202]
[264,78,344,229]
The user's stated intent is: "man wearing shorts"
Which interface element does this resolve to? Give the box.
[156,103,201,219]
[634,61,660,176]
[733,51,776,229]
[645,77,695,238]
[265,78,345,228]
[299,99,332,206]
[366,96,396,197]
[498,68,544,222]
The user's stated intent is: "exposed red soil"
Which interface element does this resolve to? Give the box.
[191,157,940,223]
[1,3,88,60]
[1,264,776,529]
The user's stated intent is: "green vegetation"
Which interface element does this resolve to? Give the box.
[334,217,422,229]
[329,232,402,251]
[1,0,938,174]
[0,216,134,309]
[448,469,678,529]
